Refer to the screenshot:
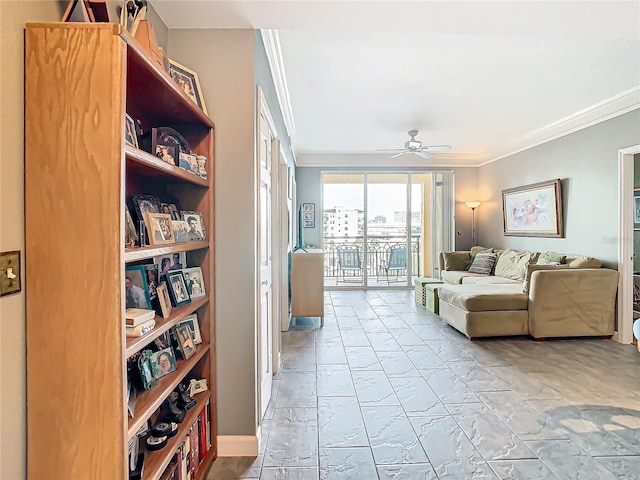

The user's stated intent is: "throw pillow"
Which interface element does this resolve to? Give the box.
[468,246,493,269]
[442,251,470,271]
[467,252,498,275]
[537,251,566,265]
[523,263,569,293]
[493,249,538,281]
[537,257,561,265]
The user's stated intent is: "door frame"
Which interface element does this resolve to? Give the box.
[616,143,640,344]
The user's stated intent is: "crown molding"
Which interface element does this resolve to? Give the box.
[297,152,482,168]
[260,29,296,155]
[480,86,640,166]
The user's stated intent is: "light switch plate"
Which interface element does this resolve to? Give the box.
[1,251,21,297]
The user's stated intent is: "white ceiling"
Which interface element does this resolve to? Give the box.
[153,1,640,167]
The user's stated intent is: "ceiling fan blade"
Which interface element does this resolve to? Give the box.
[389,152,407,159]
[378,148,405,152]
[416,150,434,160]
[423,144,452,152]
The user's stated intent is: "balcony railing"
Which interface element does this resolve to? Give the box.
[322,235,421,280]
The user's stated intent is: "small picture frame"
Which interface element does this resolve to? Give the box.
[171,220,190,243]
[175,324,196,360]
[178,152,200,176]
[149,347,177,379]
[302,203,315,228]
[131,194,161,226]
[145,212,175,245]
[166,271,191,307]
[181,211,206,241]
[125,265,151,309]
[634,192,640,229]
[156,282,172,319]
[180,266,205,299]
[168,58,208,114]
[125,206,138,248]
[177,313,202,344]
[154,145,176,165]
[160,201,181,221]
[156,252,186,277]
[124,114,138,148]
[144,264,159,302]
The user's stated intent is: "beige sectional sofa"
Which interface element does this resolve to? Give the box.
[437,248,619,340]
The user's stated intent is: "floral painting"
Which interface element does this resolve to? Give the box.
[502,179,564,237]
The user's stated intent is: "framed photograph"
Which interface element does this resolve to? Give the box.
[168,58,208,114]
[144,264,159,302]
[154,145,176,165]
[166,271,191,307]
[145,212,175,245]
[180,266,205,299]
[160,201,181,221]
[149,347,177,379]
[178,152,200,175]
[125,265,151,309]
[156,282,172,319]
[124,114,138,148]
[181,211,206,241]
[156,252,187,277]
[125,206,138,248]
[502,179,564,237]
[635,192,640,229]
[130,194,161,225]
[177,313,202,344]
[303,203,315,213]
[171,220,190,243]
[175,324,196,360]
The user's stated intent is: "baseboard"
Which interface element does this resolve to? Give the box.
[216,434,259,457]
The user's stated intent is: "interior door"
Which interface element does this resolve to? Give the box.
[257,88,274,421]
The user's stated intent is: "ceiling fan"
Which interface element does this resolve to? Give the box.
[379,130,452,159]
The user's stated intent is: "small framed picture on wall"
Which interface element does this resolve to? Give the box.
[302,203,315,228]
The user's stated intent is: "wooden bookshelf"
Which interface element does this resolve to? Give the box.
[25,22,216,479]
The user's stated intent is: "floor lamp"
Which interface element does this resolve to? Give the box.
[465,201,481,246]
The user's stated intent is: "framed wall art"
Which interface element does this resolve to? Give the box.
[634,191,640,229]
[502,179,564,238]
[168,59,208,114]
[302,203,315,228]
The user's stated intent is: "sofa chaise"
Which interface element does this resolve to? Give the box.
[437,248,619,340]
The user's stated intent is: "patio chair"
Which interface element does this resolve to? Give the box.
[337,245,363,283]
[379,244,407,284]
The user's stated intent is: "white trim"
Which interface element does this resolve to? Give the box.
[617,144,640,345]
[217,435,260,457]
[480,87,640,166]
[260,29,296,145]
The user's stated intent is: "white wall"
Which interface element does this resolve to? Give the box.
[478,110,640,267]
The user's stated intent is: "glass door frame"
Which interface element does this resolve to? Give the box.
[322,169,455,290]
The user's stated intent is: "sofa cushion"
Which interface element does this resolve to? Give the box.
[441,270,489,284]
[442,251,470,271]
[462,276,520,285]
[468,252,498,275]
[537,251,567,264]
[494,249,539,281]
[565,255,603,269]
[468,246,493,267]
[522,263,570,293]
[438,284,528,312]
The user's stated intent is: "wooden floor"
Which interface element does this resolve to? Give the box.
[209,290,640,480]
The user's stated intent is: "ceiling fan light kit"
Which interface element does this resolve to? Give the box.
[379,130,451,159]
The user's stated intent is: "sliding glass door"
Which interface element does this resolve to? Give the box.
[322,171,454,289]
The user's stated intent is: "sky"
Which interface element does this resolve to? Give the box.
[323,182,423,222]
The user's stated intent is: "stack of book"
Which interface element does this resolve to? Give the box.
[126,308,156,337]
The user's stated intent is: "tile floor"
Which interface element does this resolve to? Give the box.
[208,290,640,479]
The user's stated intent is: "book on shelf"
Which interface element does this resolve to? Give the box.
[125,318,156,337]
[126,308,156,326]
